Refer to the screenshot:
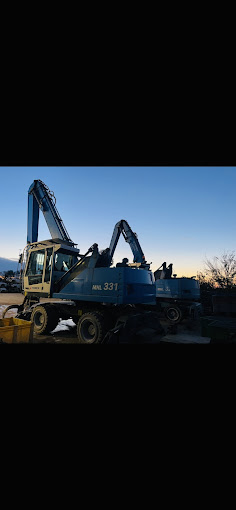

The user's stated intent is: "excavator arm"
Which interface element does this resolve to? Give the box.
[27,180,74,245]
[107,219,150,269]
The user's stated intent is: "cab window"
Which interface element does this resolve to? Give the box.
[54,251,74,272]
[44,248,53,283]
[26,250,45,285]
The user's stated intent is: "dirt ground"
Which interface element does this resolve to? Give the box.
[0,293,210,344]
[0,293,61,307]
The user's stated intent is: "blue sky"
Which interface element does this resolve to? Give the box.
[0,167,235,277]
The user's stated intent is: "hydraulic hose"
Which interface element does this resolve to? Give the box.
[2,304,20,319]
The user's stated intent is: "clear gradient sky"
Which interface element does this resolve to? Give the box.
[0,167,235,277]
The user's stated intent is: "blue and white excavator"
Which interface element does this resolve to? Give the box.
[7,180,158,342]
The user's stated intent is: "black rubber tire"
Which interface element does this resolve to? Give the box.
[77,312,106,344]
[164,305,182,324]
[30,305,59,335]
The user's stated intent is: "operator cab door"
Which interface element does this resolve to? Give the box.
[24,247,54,296]
[43,247,54,295]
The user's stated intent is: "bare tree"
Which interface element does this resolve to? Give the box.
[204,251,236,289]
[197,271,214,290]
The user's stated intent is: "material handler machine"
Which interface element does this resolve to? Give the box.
[153,262,201,323]
[7,180,157,342]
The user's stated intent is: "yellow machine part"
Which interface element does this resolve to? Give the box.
[0,318,33,343]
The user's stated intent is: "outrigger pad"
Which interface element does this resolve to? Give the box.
[104,311,165,344]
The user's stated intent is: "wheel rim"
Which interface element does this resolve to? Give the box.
[34,311,45,328]
[80,319,97,343]
[166,307,180,322]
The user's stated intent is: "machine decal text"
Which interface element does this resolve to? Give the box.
[104,283,118,291]
[92,283,118,291]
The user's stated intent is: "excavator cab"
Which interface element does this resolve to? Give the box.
[24,244,54,297]
[23,241,79,298]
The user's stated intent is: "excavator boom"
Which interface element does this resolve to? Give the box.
[108,219,149,268]
[27,180,74,245]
